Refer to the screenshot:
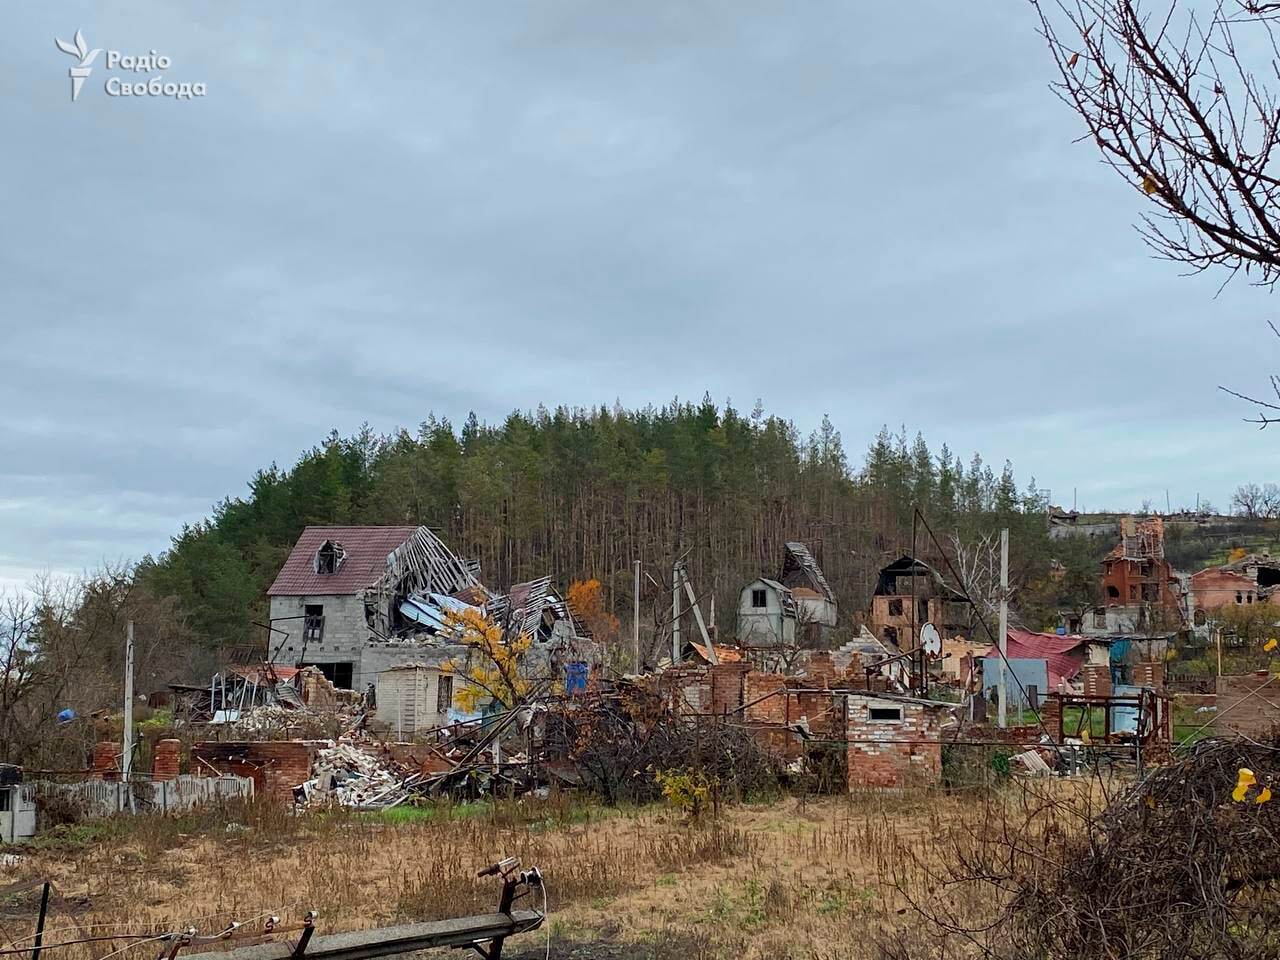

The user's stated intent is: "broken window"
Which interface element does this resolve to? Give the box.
[437,674,453,714]
[868,706,903,722]
[315,540,345,575]
[1092,608,1107,628]
[0,790,10,813]
[751,588,767,609]
[1194,608,1207,626]
[883,626,898,646]
[303,604,324,643]
[1106,585,1120,600]
[1248,593,1254,604]
[1129,585,1138,601]
[887,598,904,616]
[1237,592,1244,604]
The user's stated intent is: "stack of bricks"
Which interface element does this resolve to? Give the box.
[1132,661,1165,692]
[192,741,319,804]
[1215,672,1280,738]
[1082,664,1112,699]
[91,741,120,780]
[845,696,946,789]
[151,739,182,781]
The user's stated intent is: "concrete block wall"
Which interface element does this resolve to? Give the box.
[270,594,366,685]
[1215,673,1280,737]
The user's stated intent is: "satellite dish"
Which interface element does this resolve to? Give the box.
[920,623,942,659]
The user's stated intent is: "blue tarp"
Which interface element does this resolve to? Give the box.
[565,661,589,695]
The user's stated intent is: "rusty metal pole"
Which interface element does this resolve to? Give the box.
[30,881,49,960]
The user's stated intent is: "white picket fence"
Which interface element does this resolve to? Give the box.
[35,775,252,818]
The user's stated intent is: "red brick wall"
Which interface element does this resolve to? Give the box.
[709,663,750,715]
[151,739,181,781]
[1082,664,1112,698]
[1132,661,1165,692]
[192,741,319,803]
[846,696,945,789]
[92,741,120,780]
[1215,673,1280,738]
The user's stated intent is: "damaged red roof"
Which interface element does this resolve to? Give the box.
[267,526,421,596]
[984,629,1090,692]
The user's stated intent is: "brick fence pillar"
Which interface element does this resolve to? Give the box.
[152,739,181,781]
[92,741,121,780]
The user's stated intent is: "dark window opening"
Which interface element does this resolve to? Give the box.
[316,540,345,575]
[918,599,929,623]
[1257,566,1280,588]
[1194,608,1207,626]
[751,588,767,609]
[303,604,324,643]
[1106,585,1120,600]
[1237,592,1244,604]
[437,674,453,714]
[868,706,903,722]
[887,598,904,616]
[302,661,354,690]
[883,626,898,646]
[0,790,10,812]
[1128,585,1138,601]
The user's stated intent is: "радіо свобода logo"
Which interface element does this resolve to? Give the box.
[54,30,101,102]
[54,29,206,103]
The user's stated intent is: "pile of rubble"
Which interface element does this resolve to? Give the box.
[295,742,419,809]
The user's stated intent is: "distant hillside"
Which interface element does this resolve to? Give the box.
[135,405,1061,653]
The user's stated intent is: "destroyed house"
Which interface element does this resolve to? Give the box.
[1188,554,1280,625]
[267,525,480,689]
[737,542,838,646]
[869,556,970,649]
[1099,517,1182,632]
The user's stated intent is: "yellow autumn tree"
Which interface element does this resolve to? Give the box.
[567,578,619,642]
[442,607,532,713]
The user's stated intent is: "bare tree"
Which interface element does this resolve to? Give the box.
[950,532,1003,630]
[1231,479,1280,515]
[1031,0,1280,422]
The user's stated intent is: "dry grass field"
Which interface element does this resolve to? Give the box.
[0,784,1101,960]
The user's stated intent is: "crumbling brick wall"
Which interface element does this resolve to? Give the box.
[192,741,320,804]
[1132,661,1165,692]
[1215,673,1280,738]
[1082,664,1113,699]
[846,696,945,789]
[709,662,749,715]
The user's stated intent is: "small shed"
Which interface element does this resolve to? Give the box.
[0,766,35,843]
[376,663,456,737]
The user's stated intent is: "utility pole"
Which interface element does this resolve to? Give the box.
[123,620,136,811]
[997,528,1009,729]
[672,561,681,664]
[633,560,641,672]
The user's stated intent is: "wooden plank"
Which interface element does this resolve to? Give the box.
[183,911,543,960]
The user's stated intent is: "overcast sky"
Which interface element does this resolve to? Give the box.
[2,2,1277,591]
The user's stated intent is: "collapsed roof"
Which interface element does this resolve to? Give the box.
[874,556,968,603]
[780,542,835,604]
